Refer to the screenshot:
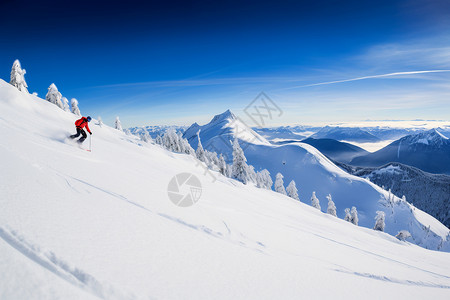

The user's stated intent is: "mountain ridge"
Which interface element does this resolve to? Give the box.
[351,129,450,174]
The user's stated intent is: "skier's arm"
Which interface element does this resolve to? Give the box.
[86,123,92,134]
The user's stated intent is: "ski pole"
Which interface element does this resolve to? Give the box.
[89,134,92,152]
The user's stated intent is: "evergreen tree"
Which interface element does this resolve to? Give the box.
[10,59,28,93]
[140,131,152,143]
[155,134,163,145]
[344,208,352,222]
[71,98,81,116]
[231,138,253,184]
[196,133,207,162]
[311,191,321,210]
[45,83,63,109]
[374,211,386,231]
[205,150,220,170]
[163,128,181,152]
[326,194,337,217]
[286,180,299,200]
[180,137,195,155]
[115,116,123,131]
[248,165,257,183]
[97,116,103,127]
[256,169,273,190]
[62,97,70,112]
[225,164,232,178]
[274,173,287,195]
[351,206,359,225]
[218,154,228,176]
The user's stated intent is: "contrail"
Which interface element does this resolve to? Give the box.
[287,70,450,89]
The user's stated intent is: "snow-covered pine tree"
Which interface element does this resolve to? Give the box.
[218,154,228,176]
[177,133,188,153]
[231,138,253,184]
[97,116,103,127]
[176,133,186,153]
[140,131,152,143]
[10,60,28,93]
[248,165,257,183]
[256,169,273,190]
[62,97,70,112]
[163,128,181,152]
[374,211,385,231]
[180,137,195,155]
[274,173,287,195]
[286,180,299,200]
[115,116,123,131]
[71,98,81,116]
[326,194,337,217]
[344,208,352,222]
[311,191,321,210]
[395,230,411,241]
[155,134,163,145]
[45,83,64,109]
[225,164,232,178]
[204,150,217,169]
[196,133,207,162]
[351,206,359,225]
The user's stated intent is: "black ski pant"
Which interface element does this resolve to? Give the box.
[70,127,87,143]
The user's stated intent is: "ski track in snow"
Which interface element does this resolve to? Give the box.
[334,268,450,289]
[0,226,137,300]
[57,171,267,254]
[307,231,450,281]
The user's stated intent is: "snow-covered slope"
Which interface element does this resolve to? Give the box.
[336,162,450,228]
[183,110,450,251]
[351,129,450,174]
[1,81,450,299]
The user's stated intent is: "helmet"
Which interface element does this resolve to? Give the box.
[86,116,92,122]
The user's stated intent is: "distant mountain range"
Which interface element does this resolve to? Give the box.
[311,126,381,143]
[351,129,450,174]
[253,126,318,142]
[300,137,369,163]
[128,125,187,138]
[180,109,449,247]
[336,162,450,229]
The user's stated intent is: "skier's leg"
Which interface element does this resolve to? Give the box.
[70,127,81,139]
[78,129,87,143]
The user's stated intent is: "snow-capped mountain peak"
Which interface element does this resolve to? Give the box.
[312,125,380,143]
[351,128,450,174]
[210,109,236,123]
[183,109,270,154]
[402,128,449,147]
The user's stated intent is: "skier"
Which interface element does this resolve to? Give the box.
[70,116,92,143]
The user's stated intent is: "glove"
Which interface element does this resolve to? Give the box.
[89,132,92,135]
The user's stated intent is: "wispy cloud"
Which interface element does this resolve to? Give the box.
[356,40,450,69]
[285,70,450,89]
[88,76,300,90]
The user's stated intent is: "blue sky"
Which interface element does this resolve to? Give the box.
[1,0,449,127]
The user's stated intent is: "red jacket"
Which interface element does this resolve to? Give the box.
[75,117,91,134]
